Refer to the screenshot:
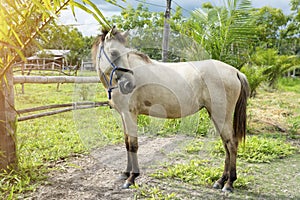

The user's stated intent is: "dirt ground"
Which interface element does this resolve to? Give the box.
[22,134,300,200]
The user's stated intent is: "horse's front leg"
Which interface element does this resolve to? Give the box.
[120,112,140,189]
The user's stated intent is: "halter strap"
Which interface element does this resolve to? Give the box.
[98,45,119,99]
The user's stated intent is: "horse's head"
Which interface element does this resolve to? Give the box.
[92,26,135,95]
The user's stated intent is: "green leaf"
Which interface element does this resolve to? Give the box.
[73,2,107,28]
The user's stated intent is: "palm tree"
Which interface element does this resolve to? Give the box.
[183,0,257,69]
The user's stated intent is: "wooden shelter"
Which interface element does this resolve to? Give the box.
[14,49,70,75]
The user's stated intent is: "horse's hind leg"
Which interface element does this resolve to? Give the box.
[210,110,238,192]
[120,111,140,189]
[213,139,230,189]
[222,137,238,192]
[213,126,238,192]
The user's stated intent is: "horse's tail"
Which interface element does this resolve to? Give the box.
[233,72,250,143]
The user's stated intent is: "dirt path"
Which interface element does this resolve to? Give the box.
[25,135,187,200]
[24,135,300,200]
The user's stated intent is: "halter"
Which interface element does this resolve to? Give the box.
[98,45,119,100]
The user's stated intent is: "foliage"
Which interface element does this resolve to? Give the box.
[40,25,92,65]
[0,0,68,78]
[184,139,204,154]
[252,7,287,49]
[132,184,178,200]
[0,0,112,79]
[251,48,300,88]
[278,77,300,93]
[0,82,124,199]
[110,3,183,32]
[211,136,296,163]
[183,0,257,69]
[240,64,265,97]
[151,160,252,189]
[282,0,300,55]
[110,4,198,62]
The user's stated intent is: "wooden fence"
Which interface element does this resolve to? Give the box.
[1,74,106,168]
[13,75,100,84]
[13,75,108,122]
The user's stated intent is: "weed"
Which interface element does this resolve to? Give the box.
[132,184,178,200]
[211,136,296,163]
[151,160,252,189]
[7,82,121,198]
[278,77,300,93]
[184,139,204,154]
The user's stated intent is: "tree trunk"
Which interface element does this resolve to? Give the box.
[0,68,17,169]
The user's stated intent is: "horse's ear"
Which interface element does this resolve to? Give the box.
[105,26,117,40]
[121,30,129,38]
[116,69,135,94]
[111,25,118,35]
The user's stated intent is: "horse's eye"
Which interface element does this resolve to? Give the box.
[110,50,119,58]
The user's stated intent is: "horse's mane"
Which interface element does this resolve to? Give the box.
[92,27,152,66]
[130,51,152,63]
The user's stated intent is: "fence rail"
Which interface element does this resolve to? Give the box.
[14,75,107,122]
[13,75,100,84]
[17,101,109,122]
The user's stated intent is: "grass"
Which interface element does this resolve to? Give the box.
[136,77,300,198]
[278,77,300,93]
[138,109,212,137]
[151,160,253,189]
[1,80,123,199]
[132,184,178,200]
[211,136,297,163]
[1,77,299,199]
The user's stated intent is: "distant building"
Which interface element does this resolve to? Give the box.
[81,60,95,71]
[14,49,74,75]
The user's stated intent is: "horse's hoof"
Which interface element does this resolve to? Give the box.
[222,186,233,193]
[121,181,132,189]
[118,172,130,180]
[213,182,223,189]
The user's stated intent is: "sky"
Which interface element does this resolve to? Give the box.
[58,0,292,36]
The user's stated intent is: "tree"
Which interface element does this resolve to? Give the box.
[183,0,257,69]
[280,0,300,55]
[109,3,189,61]
[252,48,300,88]
[0,0,114,170]
[41,24,87,66]
[252,6,287,50]
[0,0,72,170]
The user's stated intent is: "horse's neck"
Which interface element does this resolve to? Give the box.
[128,53,150,69]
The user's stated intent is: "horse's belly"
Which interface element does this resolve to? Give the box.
[134,85,200,118]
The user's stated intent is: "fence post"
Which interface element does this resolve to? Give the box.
[0,67,17,169]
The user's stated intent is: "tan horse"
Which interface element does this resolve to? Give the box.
[92,27,250,192]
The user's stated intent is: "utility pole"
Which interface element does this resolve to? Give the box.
[162,0,171,62]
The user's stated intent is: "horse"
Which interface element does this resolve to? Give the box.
[92,27,250,192]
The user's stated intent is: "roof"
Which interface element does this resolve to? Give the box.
[35,49,71,57]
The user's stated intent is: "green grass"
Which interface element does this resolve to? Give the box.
[211,136,297,163]
[0,82,122,199]
[151,160,253,189]
[132,184,178,200]
[138,109,212,137]
[2,77,299,199]
[278,77,300,93]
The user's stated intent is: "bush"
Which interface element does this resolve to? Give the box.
[240,64,265,97]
